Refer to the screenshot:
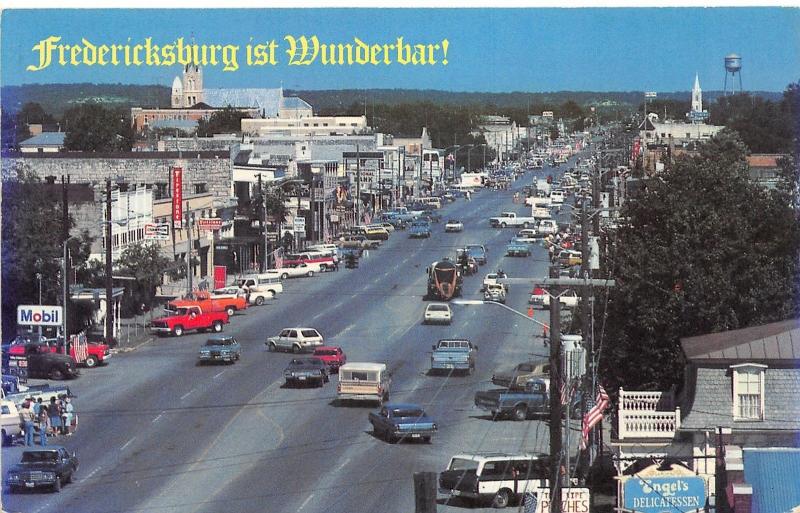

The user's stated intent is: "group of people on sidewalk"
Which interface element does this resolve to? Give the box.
[18,395,76,447]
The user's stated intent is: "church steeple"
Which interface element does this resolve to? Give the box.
[691,73,702,113]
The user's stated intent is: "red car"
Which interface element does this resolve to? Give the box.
[312,346,346,373]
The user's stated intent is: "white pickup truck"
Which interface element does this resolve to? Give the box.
[489,212,538,229]
[525,196,553,208]
[537,219,559,235]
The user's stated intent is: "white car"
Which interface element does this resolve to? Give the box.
[541,289,580,309]
[211,286,248,301]
[444,219,464,232]
[482,273,510,292]
[515,229,539,243]
[275,262,323,279]
[266,327,324,353]
[423,303,453,325]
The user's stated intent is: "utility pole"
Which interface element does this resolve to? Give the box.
[186,202,193,295]
[105,179,114,344]
[547,265,563,513]
[356,144,361,224]
[257,173,267,272]
[61,174,70,340]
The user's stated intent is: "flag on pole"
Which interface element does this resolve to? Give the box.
[581,384,610,449]
[560,378,578,406]
[522,491,538,513]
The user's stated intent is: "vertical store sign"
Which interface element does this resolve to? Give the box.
[173,166,183,229]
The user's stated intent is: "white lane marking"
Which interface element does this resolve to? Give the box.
[82,466,103,481]
[334,457,351,473]
[120,437,136,451]
[152,412,164,423]
[213,370,227,379]
[298,493,315,511]
[180,389,195,400]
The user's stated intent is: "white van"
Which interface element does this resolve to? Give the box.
[549,190,565,204]
[337,362,391,405]
[418,197,442,209]
[237,273,284,305]
[1,400,21,445]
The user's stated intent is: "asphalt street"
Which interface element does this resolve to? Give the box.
[1,156,585,513]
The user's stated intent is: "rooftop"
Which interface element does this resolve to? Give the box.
[681,318,800,363]
[747,154,788,168]
[19,132,66,147]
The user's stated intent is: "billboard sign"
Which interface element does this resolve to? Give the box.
[172,166,183,228]
[623,476,705,513]
[17,305,63,326]
[293,217,306,233]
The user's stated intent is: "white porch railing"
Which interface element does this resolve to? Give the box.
[617,388,680,440]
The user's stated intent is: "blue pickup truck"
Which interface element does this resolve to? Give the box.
[368,403,437,443]
[474,378,581,421]
[409,221,432,238]
[430,339,477,375]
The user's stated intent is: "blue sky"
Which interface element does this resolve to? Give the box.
[2,8,798,92]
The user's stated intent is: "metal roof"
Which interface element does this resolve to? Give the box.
[280,96,312,111]
[743,448,800,513]
[339,362,387,371]
[19,132,66,147]
[204,88,283,116]
[681,318,800,362]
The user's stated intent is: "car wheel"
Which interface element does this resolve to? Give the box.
[268,290,277,298]
[84,355,99,368]
[212,321,223,333]
[268,342,276,352]
[323,373,330,383]
[281,273,289,280]
[501,222,507,228]
[255,296,265,306]
[226,306,236,317]
[173,325,184,337]
[53,476,61,492]
[423,436,432,444]
[292,345,301,354]
[307,271,314,277]
[49,366,65,380]
[492,488,511,509]
[513,404,528,421]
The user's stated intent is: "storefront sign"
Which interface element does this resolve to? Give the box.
[144,223,170,240]
[198,218,223,230]
[624,476,705,513]
[172,166,183,228]
[17,305,63,326]
[293,217,306,233]
[534,488,590,513]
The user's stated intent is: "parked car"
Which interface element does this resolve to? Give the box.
[337,362,391,406]
[430,339,477,375]
[274,262,324,279]
[2,342,79,380]
[265,328,324,353]
[171,290,247,318]
[423,303,453,325]
[312,346,347,373]
[438,453,550,508]
[283,358,329,387]
[6,447,79,493]
[210,287,250,312]
[368,403,437,443]
[444,219,464,232]
[198,336,241,365]
[491,359,550,389]
[475,378,580,421]
[529,286,548,306]
[237,273,284,303]
[514,229,540,243]
[1,400,21,445]
[557,249,582,267]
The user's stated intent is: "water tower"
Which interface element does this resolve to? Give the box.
[724,53,743,95]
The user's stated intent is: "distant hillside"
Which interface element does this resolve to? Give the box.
[2,83,170,117]
[1,83,785,118]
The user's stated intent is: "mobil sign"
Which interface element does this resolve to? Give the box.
[17,305,63,326]
[624,476,705,513]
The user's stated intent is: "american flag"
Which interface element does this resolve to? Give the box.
[274,247,284,269]
[522,491,538,513]
[71,334,88,364]
[560,377,578,406]
[580,385,610,449]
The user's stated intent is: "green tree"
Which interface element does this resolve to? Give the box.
[1,171,93,334]
[599,131,800,392]
[15,102,57,142]
[62,104,133,152]
[115,241,173,315]
[197,106,251,136]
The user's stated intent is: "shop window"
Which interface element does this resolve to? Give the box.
[194,183,208,194]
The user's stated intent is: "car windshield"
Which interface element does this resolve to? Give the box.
[206,339,232,346]
[21,451,58,463]
[393,408,425,418]
[449,458,479,471]
[428,305,449,312]
[289,359,311,366]
[447,220,459,224]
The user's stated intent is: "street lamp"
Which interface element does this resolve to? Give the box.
[62,235,81,343]
[451,299,549,331]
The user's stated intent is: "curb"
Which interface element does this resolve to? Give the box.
[110,336,154,354]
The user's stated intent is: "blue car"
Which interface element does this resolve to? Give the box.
[368,403,437,443]
[506,239,532,257]
[409,222,432,238]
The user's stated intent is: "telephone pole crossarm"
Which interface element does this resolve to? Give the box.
[498,277,616,288]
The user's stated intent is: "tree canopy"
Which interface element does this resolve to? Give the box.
[115,241,173,316]
[599,131,800,392]
[197,106,251,136]
[62,103,133,152]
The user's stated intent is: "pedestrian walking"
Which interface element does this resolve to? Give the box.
[33,397,42,416]
[19,400,36,446]
[62,398,75,435]
[48,397,62,436]
[38,408,49,446]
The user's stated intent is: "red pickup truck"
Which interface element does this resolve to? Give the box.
[6,339,110,368]
[150,306,229,337]
[170,291,247,318]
